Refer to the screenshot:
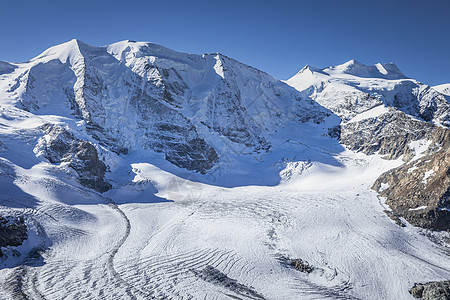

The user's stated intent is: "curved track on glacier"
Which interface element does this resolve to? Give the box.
[2,186,449,300]
[104,199,157,300]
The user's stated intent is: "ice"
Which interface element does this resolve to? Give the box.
[0,40,448,300]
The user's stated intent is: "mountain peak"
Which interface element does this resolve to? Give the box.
[299,64,320,73]
[106,40,189,63]
[324,60,406,79]
[30,39,94,65]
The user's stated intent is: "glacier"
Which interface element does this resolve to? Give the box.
[0,40,449,300]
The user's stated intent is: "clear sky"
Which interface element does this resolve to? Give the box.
[1,0,449,85]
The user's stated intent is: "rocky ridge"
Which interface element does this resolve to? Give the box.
[410,281,450,300]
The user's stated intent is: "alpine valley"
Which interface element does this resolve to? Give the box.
[0,40,449,300]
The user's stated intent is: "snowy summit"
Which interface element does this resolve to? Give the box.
[0,40,449,300]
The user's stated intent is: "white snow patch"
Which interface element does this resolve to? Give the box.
[433,83,450,96]
[409,206,428,211]
[408,139,432,161]
[407,166,418,173]
[213,54,225,79]
[422,170,434,184]
[379,182,390,192]
[347,105,390,123]
[375,63,388,75]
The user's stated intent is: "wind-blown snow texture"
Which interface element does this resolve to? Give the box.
[0,40,449,300]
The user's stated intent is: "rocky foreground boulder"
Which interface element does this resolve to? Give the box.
[0,216,27,257]
[410,281,450,300]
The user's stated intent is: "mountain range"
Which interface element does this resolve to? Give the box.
[0,40,449,300]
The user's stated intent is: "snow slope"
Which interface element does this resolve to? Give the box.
[0,41,449,300]
[434,83,450,101]
[434,83,450,95]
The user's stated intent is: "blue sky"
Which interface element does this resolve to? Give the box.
[1,0,449,85]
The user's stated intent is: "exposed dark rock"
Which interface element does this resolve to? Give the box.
[164,138,219,174]
[340,110,439,160]
[328,125,341,139]
[372,123,450,230]
[127,88,219,174]
[0,216,27,257]
[278,256,314,273]
[383,210,407,227]
[410,281,450,300]
[289,258,314,273]
[192,265,266,299]
[39,124,111,192]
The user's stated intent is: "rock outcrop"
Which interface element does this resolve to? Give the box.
[410,281,450,300]
[0,216,27,257]
[36,124,111,192]
[340,110,440,160]
[372,125,450,230]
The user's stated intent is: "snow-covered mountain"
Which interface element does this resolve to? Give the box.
[3,39,332,184]
[287,60,450,231]
[0,41,449,300]
[434,83,450,101]
[287,60,450,125]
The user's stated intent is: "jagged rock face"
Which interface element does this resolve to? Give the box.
[0,216,27,257]
[372,126,450,230]
[340,110,439,160]
[127,89,219,173]
[410,281,450,300]
[35,124,111,192]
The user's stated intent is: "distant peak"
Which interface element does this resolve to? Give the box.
[29,39,112,66]
[291,65,324,79]
[325,60,406,79]
[69,38,82,44]
[299,64,320,73]
[333,59,364,71]
[30,39,85,64]
[343,59,362,66]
